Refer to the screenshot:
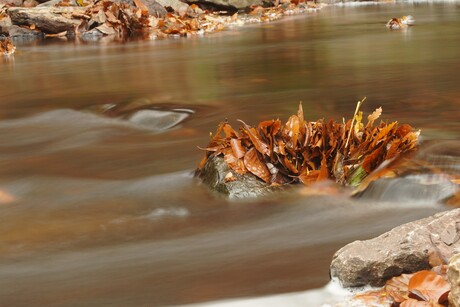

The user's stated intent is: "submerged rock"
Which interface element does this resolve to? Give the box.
[449,253,460,307]
[196,155,280,199]
[330,209,460,287]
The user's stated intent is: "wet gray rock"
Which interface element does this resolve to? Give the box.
[449,253,460,307]
[155,0,188,15]
[330,209,460,287]
[185,0,262,10]
[119,0,168,17]
[9,24,44,38]
[196,155,279,199]
[8,7,83,34]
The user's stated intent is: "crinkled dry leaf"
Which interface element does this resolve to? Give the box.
[408,270,450,304]
[243,148,271,183]
[367,106,382,127]
[238,120,271,156]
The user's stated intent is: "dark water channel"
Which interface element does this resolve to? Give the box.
[1,2,459,306]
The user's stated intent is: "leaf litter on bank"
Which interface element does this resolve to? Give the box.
[354,265,450,306]
[196,98,420,189]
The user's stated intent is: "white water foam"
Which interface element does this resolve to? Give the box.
[177,280,385,307]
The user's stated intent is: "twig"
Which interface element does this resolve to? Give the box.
[345,97,366,151]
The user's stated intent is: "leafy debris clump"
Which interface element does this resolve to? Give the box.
[354,266,450,306]
[197,99,420,187]
[0,37,15,55]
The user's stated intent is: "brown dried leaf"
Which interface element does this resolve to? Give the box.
[408,270,450,303]
[367,107,382,127]
[133,0,149,12]
[238,120,271,156]
[400,298,432,307]
[317,155,329,181]
[243,148,270,182]
[284,115,300,148]
[299,170,320,184]
[224,148,246,175]
[362,144,386,173]
[384,273,413,302]
[230,138,245,159]
[222,123,239,138]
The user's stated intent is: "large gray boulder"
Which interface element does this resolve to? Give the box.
[8,7,83,34]
[449,253,460,307]
[330,209,460,287]
[196,155,280,199]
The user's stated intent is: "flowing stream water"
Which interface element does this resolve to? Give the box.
[1,2,459,306]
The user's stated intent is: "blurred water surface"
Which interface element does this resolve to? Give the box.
[0,2,459,306]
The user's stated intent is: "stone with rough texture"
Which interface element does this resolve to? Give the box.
[185,0,262,10]
[155,0,188,15]
[8,7,83,34]
[196,155,279,199]
[449,253,460,307]
[119,0,167,17]
[330,209,460,287]
[0,10,12,35]
[9,24,44,38]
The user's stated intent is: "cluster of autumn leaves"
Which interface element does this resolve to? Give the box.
[355,266,450,306]
[75,0,320,39]
[1,0,321,54]
[75,1,227,39]
[197,100,420,187]
[0,37,15,55]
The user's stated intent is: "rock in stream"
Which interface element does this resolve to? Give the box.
[330,208,460,287]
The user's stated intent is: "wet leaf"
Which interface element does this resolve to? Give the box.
[230,138,245,159]
[385,273,413,302]
[238,120,271,156]
[317,155,329,181]
[400,298,432,307]
[243,148,271,183]
[408,270,450,303]
[198,100,419,188]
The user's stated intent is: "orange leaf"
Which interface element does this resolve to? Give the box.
[362,144,385,173]
[238,120,271,156]
[230,138,245,159]
[400,298,432,307]
[222,123,239,138]
[284,115,300,149]
[224,149,246,175]
[133,0,149,12]
[299,170,319,184]
[317,155,329,181]
[384,273,413,303]
[371,122,397,147]
[408,270,450,303]
[243,148,271,183]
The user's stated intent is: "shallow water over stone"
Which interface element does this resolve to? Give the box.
[0,2,459,306]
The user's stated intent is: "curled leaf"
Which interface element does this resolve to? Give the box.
[408,270,450,303]
[243,148,271,183]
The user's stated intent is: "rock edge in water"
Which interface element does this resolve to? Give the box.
[196,155,280,199]
[330,208,460,287]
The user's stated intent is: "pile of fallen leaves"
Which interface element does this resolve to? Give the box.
[0,37,15,55]
[76,0,151,38]
[197,99,420,186]
[354,266,450,306]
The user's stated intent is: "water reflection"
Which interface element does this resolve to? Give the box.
[0,2,459,307]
